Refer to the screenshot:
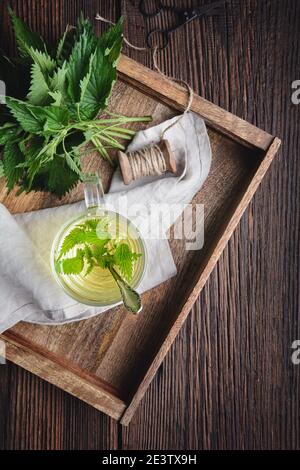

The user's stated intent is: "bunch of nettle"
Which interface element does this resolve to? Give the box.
[0,9,150,197]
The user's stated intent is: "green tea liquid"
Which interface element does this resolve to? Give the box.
[52,211,145,306]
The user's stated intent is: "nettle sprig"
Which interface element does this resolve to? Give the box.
[0,9,151,197]
[55,218,142,314]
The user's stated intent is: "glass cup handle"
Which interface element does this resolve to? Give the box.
[82,173,105,212]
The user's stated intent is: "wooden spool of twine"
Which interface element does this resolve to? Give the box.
[118,139,177,185]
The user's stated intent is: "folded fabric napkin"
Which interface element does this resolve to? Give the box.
[0,112,211,333]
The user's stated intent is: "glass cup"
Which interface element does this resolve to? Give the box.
[50,174,146,307]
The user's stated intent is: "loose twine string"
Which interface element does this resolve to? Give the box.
[95,13,193,180]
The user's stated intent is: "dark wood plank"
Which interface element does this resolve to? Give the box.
[0,0,300,450]
[121,0,300,449]
[0,362,118,449]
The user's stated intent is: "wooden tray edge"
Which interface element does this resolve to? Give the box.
[1,331,127,421]
[119,137,281,425]
[117,55,274,152]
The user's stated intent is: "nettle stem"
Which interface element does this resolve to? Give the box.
[67,115,152,167]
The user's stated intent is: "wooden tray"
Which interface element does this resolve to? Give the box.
[0,55,281,425]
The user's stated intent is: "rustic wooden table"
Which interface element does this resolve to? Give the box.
[0,0,299,450]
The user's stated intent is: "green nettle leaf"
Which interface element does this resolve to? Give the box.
[84,231,111,246]
[27,62,51,105]
[67,31,97,104]
[83,245,95,276]
[114,243,141,282]
[25,157,78,196]
[57,249,85,275]
[79,53,95,103]
[65,152,82,176]
[3,141,24,190]
[56,25,76,65]
[17,136,46,189]
[0,123,22,145]
[22,136,44,161]
[42,105,69,133]
[5,97,44,133]
[50,63,67,96]
[76,14,97,43]
[43,155,80,197]
[79,218,101,231]
[79,45,116,120]
[98,17,124,65]
[91,244,109,268]
[58,222,110,259]
[27,59,67,107]
[8,7,46,58]
[26,48,56,74]
[59,226,88,257]
[60,227,110,257]
[48,91,62,107]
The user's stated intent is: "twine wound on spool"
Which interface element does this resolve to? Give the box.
[118,140,177,185]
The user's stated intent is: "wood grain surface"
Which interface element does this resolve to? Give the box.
[0,0,299,450]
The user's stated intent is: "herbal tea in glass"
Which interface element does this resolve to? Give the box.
[51,176,146,314]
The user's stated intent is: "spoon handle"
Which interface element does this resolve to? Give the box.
[109,266,142,314]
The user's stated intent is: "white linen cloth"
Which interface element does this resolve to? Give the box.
[0,112,211,333]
